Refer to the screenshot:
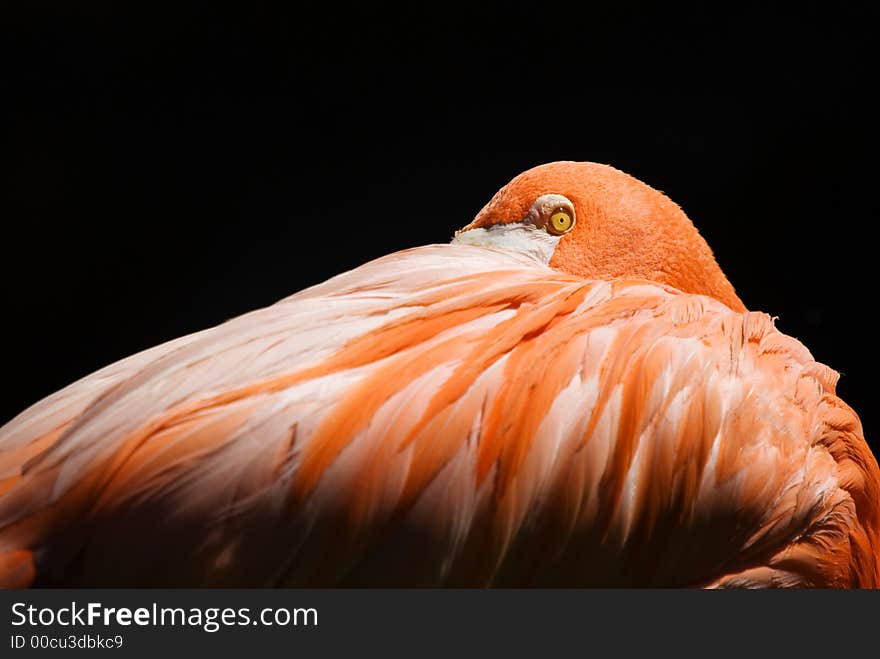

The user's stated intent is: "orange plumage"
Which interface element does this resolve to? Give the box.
[1,162,878,587]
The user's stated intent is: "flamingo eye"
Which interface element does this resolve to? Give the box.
[548,208,574,235]
[528,194,577,236]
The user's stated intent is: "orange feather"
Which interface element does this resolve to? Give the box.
[1,162,877,587]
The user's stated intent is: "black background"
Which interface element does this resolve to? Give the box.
[3,3,879,455]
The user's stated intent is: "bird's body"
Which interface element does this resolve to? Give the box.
[1,162,878,587]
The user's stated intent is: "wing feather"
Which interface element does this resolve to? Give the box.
[1,243,877,587]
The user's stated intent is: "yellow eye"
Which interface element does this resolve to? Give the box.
[548,209,574,235]
[527,194,577,235]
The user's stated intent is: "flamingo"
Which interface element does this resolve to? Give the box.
[1,161,877,588]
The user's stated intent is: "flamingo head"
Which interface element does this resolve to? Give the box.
[454,161,745,312]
